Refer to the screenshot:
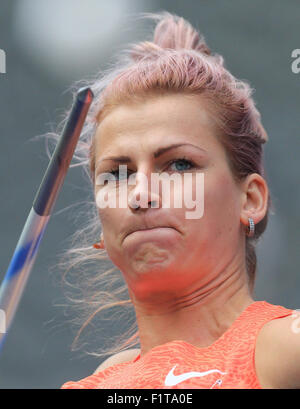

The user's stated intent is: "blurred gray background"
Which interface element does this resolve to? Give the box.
[0,0,299,388]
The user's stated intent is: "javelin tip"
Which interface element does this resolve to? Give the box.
[77,87,94,104]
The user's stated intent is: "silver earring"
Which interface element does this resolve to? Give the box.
[246,217,255,238]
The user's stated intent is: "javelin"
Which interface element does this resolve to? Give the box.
[0,87,94,353]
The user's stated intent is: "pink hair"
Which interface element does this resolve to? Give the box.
[46,11,272,358]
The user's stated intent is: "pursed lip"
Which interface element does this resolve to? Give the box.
[124,225,178,240]
[133,226,172,232]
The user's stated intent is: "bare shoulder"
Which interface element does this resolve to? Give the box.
[94,348,141,374]
[255,311,300,388]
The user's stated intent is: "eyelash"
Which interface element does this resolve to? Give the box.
[106,157,196,180]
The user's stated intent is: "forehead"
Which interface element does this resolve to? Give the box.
[94,93,219,155]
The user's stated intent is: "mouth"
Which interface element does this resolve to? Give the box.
[138,226,169,231]
[125,226,177,239]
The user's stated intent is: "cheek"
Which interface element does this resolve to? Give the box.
[98,207,124,243]
[178,170,240,240]
[205,172,241,236]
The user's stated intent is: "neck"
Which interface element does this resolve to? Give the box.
[131,268,254,356]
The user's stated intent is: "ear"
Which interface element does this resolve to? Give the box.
[240,173,269,227]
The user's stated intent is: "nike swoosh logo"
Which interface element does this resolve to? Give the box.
[165,364,227,386]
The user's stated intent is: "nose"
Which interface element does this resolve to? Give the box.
[128,170,162,211]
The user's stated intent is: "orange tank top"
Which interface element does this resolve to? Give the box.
[61,301,293,389]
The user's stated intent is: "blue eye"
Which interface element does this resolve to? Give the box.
[107,169,129,180]
[105,158,195,182]
[168,158,194,172]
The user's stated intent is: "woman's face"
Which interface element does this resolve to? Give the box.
[93,93,247,302]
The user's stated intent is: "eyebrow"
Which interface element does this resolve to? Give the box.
[96,143,207,168]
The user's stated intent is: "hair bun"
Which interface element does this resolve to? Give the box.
[130,12,211,62]
[130,41,164,62]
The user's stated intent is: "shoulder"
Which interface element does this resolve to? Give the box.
[255,310,300,388]
[61,348,140,388]
[94,348,141,374]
